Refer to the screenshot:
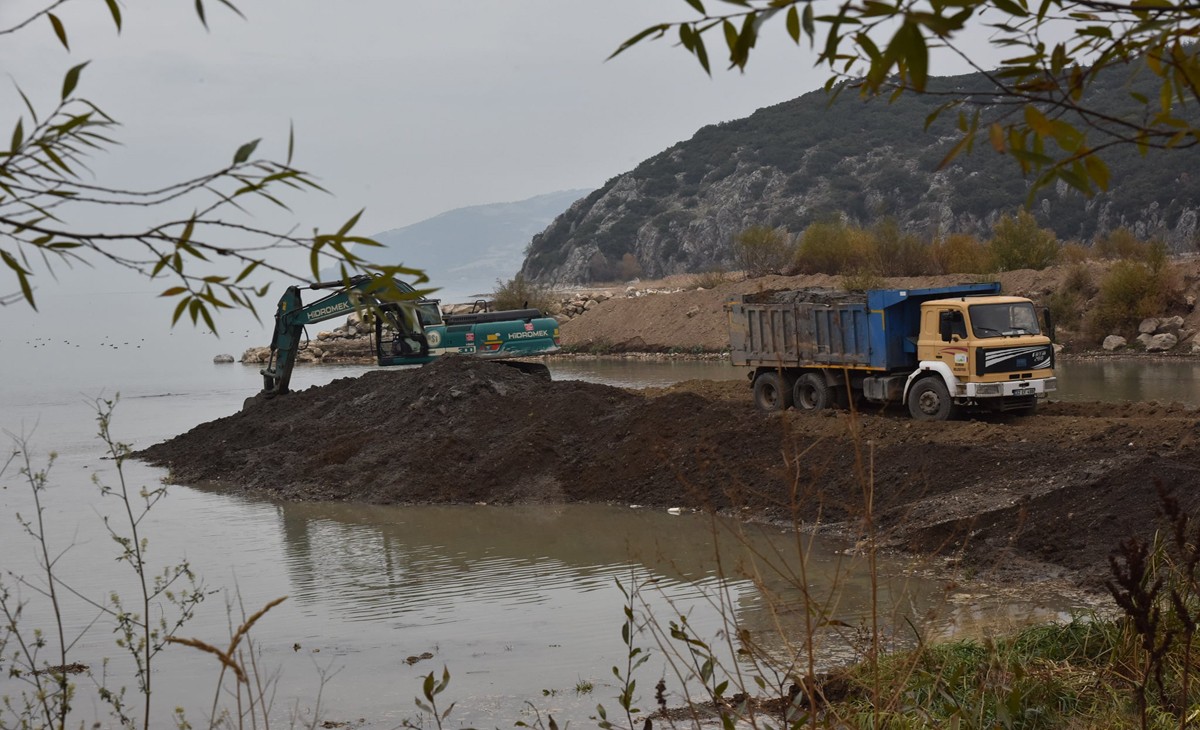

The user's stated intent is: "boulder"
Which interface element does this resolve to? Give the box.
[1138,318,1159,335]
[1156,316,1184,335]
[1146,332,1179,352]
[213,354,235,364]
[1102,335,1127,351]
[1136,333,1155,348]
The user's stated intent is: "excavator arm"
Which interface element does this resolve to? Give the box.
[260,275,422,396]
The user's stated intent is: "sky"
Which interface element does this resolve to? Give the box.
[0,0,1012,310]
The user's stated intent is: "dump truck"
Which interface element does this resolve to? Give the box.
[726,283,1056,420]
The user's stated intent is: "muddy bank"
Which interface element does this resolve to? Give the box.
[135,357,1200,592]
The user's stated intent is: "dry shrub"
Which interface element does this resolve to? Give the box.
[1094,227,1152,261]
[872,219,935,276]
[841,269,884,292]
[492,273,558,314]
[689,268,729,290]
[930,233,993,274]
[989,210,1060,271]
[734,225,794,278]
[1060,241,1092,264]
[1086,260,1179,338]
[616,252,642,280]
[1046,262,1097,331]
[794,220,876,274]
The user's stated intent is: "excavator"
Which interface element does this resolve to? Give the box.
[258,274,561,396]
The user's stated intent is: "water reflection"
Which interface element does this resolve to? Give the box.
[1055,359,1200,405]
[271,502,1080,672]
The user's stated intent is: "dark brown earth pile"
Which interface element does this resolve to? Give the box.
[137,357,1200,590]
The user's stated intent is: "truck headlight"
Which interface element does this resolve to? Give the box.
[975,383,1002,396]
[1044,377,1057,392]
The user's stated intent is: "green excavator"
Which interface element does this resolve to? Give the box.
[259,274,560,396]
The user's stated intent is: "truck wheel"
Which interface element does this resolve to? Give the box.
[753,372,793,412]
[908,378,956,421]
[794,373,832,411]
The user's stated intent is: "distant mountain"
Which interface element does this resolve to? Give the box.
[340,190,591,301]
[520,65,1200,285]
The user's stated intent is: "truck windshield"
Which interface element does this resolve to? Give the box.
[967,302,1041,338]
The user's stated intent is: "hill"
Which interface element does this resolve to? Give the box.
[519,68,1200,285]
[333,189,591,300]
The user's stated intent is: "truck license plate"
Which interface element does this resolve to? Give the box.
[1013,387,1036,396]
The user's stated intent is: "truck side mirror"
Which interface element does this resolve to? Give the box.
[938,311,959,342]
[1042,307,1056,342]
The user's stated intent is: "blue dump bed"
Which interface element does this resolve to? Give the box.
[727,283,1001,371]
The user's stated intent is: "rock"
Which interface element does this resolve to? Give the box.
[1102,335,1127,351]
[1138,318,1159,335]
[1146,332,1179,352]
[1156,315,1184,335]
[584,299,599,310]
[685,305,701,319]
[213,354,235,364]
[1136,333,1154,348]
[1192,339,1200,354]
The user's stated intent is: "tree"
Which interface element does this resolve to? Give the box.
[1,1,422,329]
[613,0,1200,198]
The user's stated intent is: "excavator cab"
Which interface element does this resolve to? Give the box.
[376,301,433,362]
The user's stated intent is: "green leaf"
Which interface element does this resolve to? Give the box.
[608,24,670,61]
[48,13,69,50]
[232,138,261,165]
[104,0,123,30]
[287,122,295,165]
[786,6,800,42]
[171,296,190,325]
[802,3,815,38]
[991,0,1028,16]
[900,22,929,90]
[1,250,35,309]
[1084,152,1109,190]
[336,210,364,238]
[684,0,706,12]
[194,0,209,29]
[160,287,188,297]
[989,122,1005,152]
[10,119,24,153]
[937,133,972,169]
[62,62,89,101]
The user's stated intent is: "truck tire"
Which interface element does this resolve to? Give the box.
[753,372,793,412]
[908,377,956,421]
[793,373,832,411]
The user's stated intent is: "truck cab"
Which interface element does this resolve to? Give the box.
[910,296,1056,418]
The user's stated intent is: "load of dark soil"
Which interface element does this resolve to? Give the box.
[136,357,1200,591]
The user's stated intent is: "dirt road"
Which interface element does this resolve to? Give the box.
[137,357,1200,592]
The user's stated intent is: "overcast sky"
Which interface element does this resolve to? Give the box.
[3,1,1013,230]
[2,0,1019,311]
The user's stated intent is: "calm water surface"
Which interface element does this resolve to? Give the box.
[0,341,1183,726]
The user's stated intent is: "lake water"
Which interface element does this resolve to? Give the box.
[0,313,1188,727]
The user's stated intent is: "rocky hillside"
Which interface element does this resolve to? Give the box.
[520,67,1200,285]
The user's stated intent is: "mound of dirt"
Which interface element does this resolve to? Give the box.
[137,357,1200,591]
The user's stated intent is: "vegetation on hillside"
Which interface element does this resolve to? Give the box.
[521,62,1200,285]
